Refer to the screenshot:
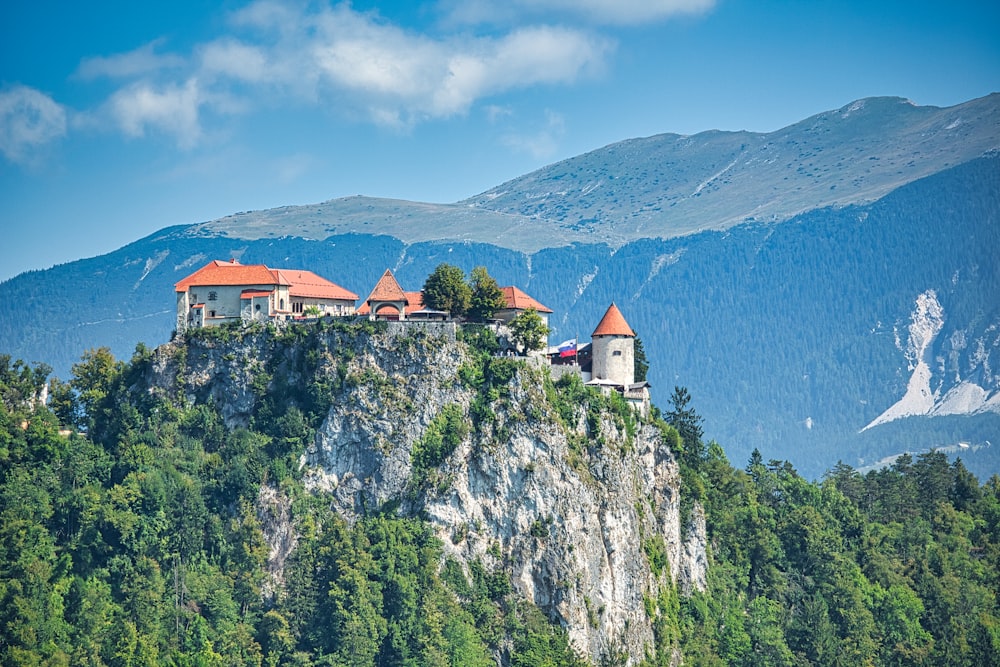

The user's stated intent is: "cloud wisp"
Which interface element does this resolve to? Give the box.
[438,0,715,27]
[76,39,186,80]
[108,79,204,149]
[501,108,567,159]
[13,0,612,152]
[0,86,68,164]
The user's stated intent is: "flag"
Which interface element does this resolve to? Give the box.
[557,339,577,357]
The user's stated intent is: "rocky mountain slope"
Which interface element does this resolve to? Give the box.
[144,320,705,663]
[185,94,998,249]
[463,95,999,243]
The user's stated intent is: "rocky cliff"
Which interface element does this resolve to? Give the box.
[145,319,706,664]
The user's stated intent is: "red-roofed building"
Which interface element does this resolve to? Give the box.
[175,259,358,332]
[586,303,649,414]
[590,303,635,386]
[359,269,412,321]
[496,286,553,327]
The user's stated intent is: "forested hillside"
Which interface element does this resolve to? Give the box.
[2,320,999,665]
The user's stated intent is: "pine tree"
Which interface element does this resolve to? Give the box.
[666,386,704,464]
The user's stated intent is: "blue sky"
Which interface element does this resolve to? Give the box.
[1,0,998,282]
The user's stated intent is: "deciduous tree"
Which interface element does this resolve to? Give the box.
[422,264,471,317]
[468,266,506,321]
[510,307,549,355]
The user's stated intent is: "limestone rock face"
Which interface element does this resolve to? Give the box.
[296,325,691,664]
[147,329,275,429]
[146,322,705,665]
[302,322,468,519]
[420,396,683,662]
[679,503,708,595]
[257,484,297,600]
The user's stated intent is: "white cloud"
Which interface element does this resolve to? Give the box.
[109,79,203,148]
[307,8,611,124]
[439,0,715,26]
[0,85,67,163]
[199,39,270,83]
[71,0,620,144]
[76,39,185,79]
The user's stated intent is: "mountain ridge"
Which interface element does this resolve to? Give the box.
[179,94,1000,251]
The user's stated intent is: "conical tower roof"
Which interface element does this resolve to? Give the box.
[592,303,635,337]
[366,269,407,302]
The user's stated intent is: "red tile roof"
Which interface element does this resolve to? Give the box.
[365,269,408,303]
[175,259,285,292]
[240,290,273,299]
[403,291,426,314]
[499,286,553,314]
[592,303,635,337]
[176,260,356,302]
[357,290,425,315]
[281,269,359,301]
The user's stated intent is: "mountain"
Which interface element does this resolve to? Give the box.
[1,94,998,478]
[188,94,999,248]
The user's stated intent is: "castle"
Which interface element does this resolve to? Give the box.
[174,261,648,411]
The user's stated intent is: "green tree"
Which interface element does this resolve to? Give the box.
[70,347,125,440]
[468,266,506,321]
[666,386,704,464]
[634,335,649,382]
[423,264,472,317]
[47,376,79,429]
[509,307,549,355]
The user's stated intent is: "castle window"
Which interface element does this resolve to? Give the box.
[293,302,303,313]
[255,304,261,312]
[208,291,218,301]
[612,350,622,356]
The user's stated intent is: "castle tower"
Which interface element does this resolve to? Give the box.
[591,303,635,386]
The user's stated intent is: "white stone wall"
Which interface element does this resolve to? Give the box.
[496,308,550,328]
[181,283,278,328]
[182,283,359,329]
[290,297,356,316]
[592,334,634,385]
[176,292,190,333]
